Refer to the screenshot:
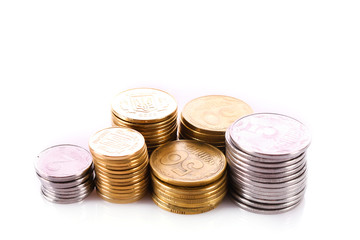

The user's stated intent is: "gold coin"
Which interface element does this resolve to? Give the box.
[151,193,221,214]
[111,88,177,124]
[181,95,253,134]
[179,120,224,141]
[89,127,146,160]
[97,189,146,203]
[96,176,148,189]
[154,188,227,208]
[179,127,225,145]
[94,158,148,175]
[150,172,227,196]
[95,169,148,184]
[96,182,148,195]
[150,140,226,187]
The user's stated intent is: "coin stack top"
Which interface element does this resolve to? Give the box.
[35,144,94,203]
[89,127,149,203]
[111,88,178,153]
[179,95,253,151]
[226,113,311,214]
[150,140,227,214]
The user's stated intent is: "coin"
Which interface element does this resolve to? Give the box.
[150,140,227,214]
[179,95,253,151]
[89,127,149,203]
[226,113,311,214]
[150,140,226,187]
[111,88,178,152]
[34,144,95,204]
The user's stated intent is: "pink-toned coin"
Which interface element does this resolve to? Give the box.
[35,144,93,182]
[229,113,311,159]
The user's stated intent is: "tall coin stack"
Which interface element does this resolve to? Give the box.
[35,144,94,204]
[89,127,149,203]
[111,88,178,154]
[179,95,253,152]
[150,140,227,214]
[226,113,311,214]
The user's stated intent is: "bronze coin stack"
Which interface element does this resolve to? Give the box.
[111,88,178,154]
[150,140,227,214]
[179,95,253,152]
[89,127,149,203]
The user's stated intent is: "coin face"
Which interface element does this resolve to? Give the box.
[111,88,177,123]
[150,140,226,186]
[35,144,93,180]
[182,95,253,133]
[229,113,311,158]
[89,127,145,158]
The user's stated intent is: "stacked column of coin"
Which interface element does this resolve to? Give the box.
[34,144,94,204]
[150,140,227,214]
[89,127,149,203]
[111,88,178,154]
[226,113,311,214]
[179,95,253,152]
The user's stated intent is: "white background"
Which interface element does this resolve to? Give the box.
[1,1,359,239]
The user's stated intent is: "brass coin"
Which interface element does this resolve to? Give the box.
[151,193,221,215]
[89,127,146,160]
[150,172,227,196]
[95,169,148,184]
[96,176,149,189]
[97,186,147,199]
[181,95,253,134]
[96,182,148,195]
[154,188,227,208]
[94,159,148,176]
[97,189,147,203]
[152,177,227,200]
[150,140,226,187]
[179,128,225,145]
[111,88,177,124]
[179,120,225,142]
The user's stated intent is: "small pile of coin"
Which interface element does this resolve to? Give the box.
[111,88,178,153]
[89,127,149,203]
[150,140,227,214]
[34,144,94,204]
[226,113,311,214]
[179,95,253,152]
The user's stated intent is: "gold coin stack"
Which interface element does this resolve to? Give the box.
[111,88,178,154]
[179,95,253,152]
[89,127,149,203]
[150,140,227,214]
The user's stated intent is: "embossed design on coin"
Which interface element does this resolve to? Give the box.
[229,113,311,157]
[89,127,145,157]
[150,140,226,186]
[111,88,177,123]
[182,95,253,132]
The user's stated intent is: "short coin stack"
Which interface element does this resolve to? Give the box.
[111,88,178,153]
[35,144,94,204]
[150,140,227,214]
[226,113,311,214]
[89,127,149,203]
[179,95,253,152]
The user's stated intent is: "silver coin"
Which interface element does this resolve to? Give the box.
[230,190,303,210]
[227,113,311,160]
[229,194,302,214]
[228,173,307,194]
[234,186,306,204]
[35,144,93,182]
[41,183,94,199]
[226,150,306,174]
[37,171,94,189]
[41,188,93,204]
[228,162,307,183]
[41,176,94,195]
[229,166,307,188]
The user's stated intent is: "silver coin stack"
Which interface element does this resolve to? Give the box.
[226,113,311,214]
[35,144,95,204]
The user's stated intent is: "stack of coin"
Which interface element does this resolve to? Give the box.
[179,95,253,152]
[111,88,178,153]
[226,113,311,214]
[89,127,149,203]
[150,140,227,214]
[34,144,94,204]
